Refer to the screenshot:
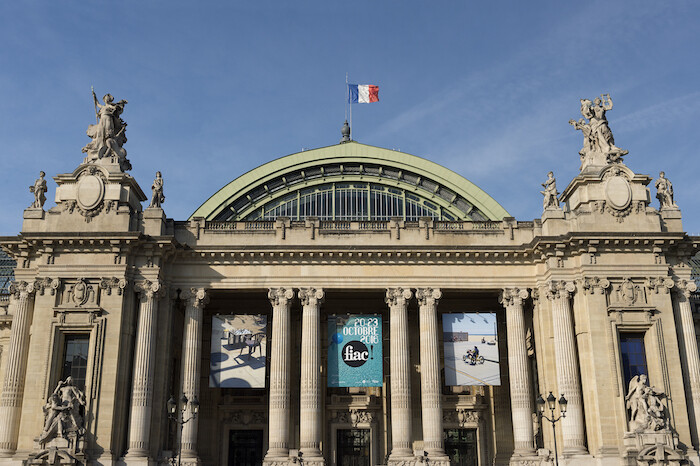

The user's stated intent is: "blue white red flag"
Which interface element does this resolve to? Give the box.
[348,84,379,103]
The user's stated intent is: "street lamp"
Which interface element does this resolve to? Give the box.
[167,394,199,466]
[536,391,567,466]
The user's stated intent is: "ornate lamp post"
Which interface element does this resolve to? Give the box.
[167,394,200,466]
[536,392,567,466]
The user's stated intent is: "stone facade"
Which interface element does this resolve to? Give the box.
[0,96,699,466]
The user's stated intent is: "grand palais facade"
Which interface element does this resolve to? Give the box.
[0,94,698,466]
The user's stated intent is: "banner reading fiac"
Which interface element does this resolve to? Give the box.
[328,314,383,387]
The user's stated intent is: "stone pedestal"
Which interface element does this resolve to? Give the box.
[143,207,166,236]
[623,430,684,465]
[660,208,683,232]
[23,208,45,220]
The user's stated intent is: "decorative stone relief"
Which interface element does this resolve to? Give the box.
[349,408,374,427]
[569,94,628,170]
[673,279,697,298]
[38,377,86,449]
[614,278,641,305]
[543,281,576,301]
[625,374,667,432]
[182,287,209,308]
[222,410,266,425]
[135,279,164,301]
[8,280,36,299]
[385,287,412,307]
[499,287,528,307]
[74,166,107,221]
[298,287,324,306]
[34,278,61,296]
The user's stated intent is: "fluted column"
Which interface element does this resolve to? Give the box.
[125,279,163,460]
[675,280,700,444]
[0,281,36,456]
[500,288,536,457]
[264,287,295,462]
[416,288,449,462]
[545,281,587,455]
[298,287,325,462]
[179,288,208,460]
[386,287,414,462]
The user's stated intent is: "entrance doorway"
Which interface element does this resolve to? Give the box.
[336,429,371,466]
[444,428,478,466]
[228,429,263,466]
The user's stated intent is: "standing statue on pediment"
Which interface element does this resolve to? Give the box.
[149,171,165,208]
[541,171,560,210]
[82,87,131,171]
[655,171,677,210]
[570,94,628,170]
[29,171,47,209]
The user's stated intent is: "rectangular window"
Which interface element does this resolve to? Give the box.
[61,334,90,391]
[620,333,648,389]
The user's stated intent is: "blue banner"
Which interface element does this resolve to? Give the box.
[328,314,383,387]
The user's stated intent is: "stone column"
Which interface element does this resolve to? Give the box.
[124,279,163,461]
[674,280,700,445]
[179,288,208,460]
[545,281,587,455]
[386,287,414,462]
[416,288,449,463]
[500,288,536,458]
[0,281,36,456]
[264,287,295,463]
[298,287,325,463]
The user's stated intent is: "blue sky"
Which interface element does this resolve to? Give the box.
[1,2,699,234]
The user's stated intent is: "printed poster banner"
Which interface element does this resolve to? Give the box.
[210,314,267,388]
[443,312,500,386]
[328,314,383,387]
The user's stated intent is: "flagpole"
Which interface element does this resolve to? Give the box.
[348,75,353,140]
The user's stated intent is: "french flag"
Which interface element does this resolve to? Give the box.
[348,84,379,103]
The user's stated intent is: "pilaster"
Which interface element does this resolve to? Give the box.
[674,279,700,448]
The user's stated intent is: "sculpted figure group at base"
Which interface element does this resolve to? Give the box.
[625,374,667,432]
[570,94,628,170]
[82,87,132,171]
[39,377,86,446]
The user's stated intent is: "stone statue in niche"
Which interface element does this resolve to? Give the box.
[655,171,677,210]
[149,171,165,208]
[570,94,628,170]
[39,377,86,446]
[82,87,131,171]
[29,171,47,209]
[540,171,559,210]
[625,374,667,432]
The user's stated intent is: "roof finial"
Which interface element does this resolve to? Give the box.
[340,120,351,143]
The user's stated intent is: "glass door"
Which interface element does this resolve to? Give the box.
[444,428,478,466]
[228,429,263,466]
[336,429,370,466]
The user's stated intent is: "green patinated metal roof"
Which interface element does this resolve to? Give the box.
[190,141,510,221]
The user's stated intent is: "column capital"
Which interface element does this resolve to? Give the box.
[644,277,675,295]
[579,277,610,295]
[385,287,412,307]
[543,280,576,301]
[268,287,294,307]
[298,287,324,306]
[674,279,698,298]
[8,280,35,299]
[135,279,164,301]
[182,287,209,309]
[499,288,528,307]
[416,287,442,306]
[99,277,128,296]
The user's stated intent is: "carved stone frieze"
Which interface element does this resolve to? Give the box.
[443,409,480,427]
[222,409,266,425]
[99,277,127,295]
[349,408,374,427]
[298,287,324,306]
[580,276,610,295]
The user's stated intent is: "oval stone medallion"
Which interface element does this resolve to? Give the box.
[76,174,105,210]
[605,176,631,210]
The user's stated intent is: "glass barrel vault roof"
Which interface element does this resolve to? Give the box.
[190,142,509,222]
